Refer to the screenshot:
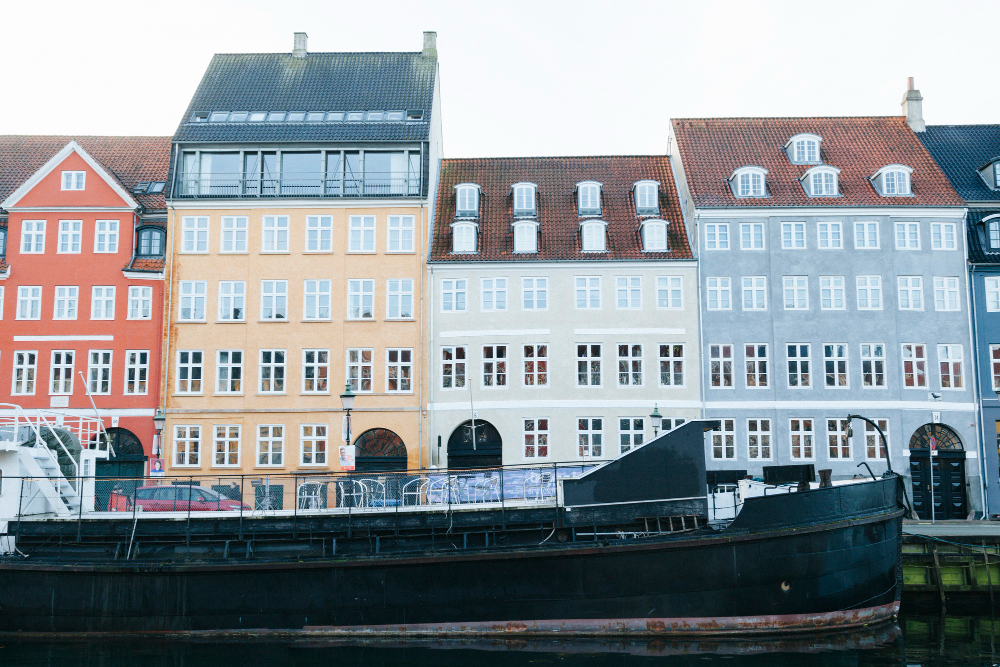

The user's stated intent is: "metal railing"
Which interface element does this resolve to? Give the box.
[174,172,421,198]
[0,404,107,480]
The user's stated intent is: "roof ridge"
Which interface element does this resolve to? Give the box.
[672,115,904,121]
[444,155,669,161]
[212,51,425,57]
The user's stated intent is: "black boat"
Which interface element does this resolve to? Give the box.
[0,420,905,636]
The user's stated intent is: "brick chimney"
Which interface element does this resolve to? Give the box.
[901,77,925,132]
[422,31,437,59]
[293,32,308,58]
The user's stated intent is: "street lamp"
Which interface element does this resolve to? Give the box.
[152,407,166,457]
[846,414,893,476]
[340,383,355,446]
[650,404,663,439]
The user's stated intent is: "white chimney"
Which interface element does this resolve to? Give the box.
[422,31,437,59]
[293,32,308,58]
[901,77,925,132]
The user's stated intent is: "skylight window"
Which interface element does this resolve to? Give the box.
[785,133,823,164]
[193,111,209,122]
[131,180,165,195]
[634,181,659,214]
[209,112,229,122]
[147,182,166,194]
[386,111,405,121]
[229,112,248,122]
[133,182,150,194]
[248,112,266,122]
[513,183,537,216]
[327,112,345,122]
[577,182,602,216]
[287,112,306,122]
[406,110,424,121]
[306,112,324,122]
[346,111,364,122]
[266,112,286,122]
[366,111,385,121]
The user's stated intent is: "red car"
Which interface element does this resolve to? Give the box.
[133,485,250,512]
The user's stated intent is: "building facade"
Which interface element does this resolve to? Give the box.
[671,115,979,517]
[161,33,443,485]
[428,157,700,467]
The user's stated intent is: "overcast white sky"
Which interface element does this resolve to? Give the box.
[1,0,995,157]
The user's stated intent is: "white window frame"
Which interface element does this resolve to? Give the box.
[53,285,79,320]
[213,425,241,467]
[11,351,37,395]
[938,344,964,390]
[931,222,957,251]
[173,425,201,467]
[806,169,838,196]
[523,418,550,460]
[451,222,477,253]
[817,221,842,249]
[615,276,642,310]
[262,215,289,252]
[94,220,119,253]
[856,276,882,311]
[522,277,548,310]
[733,168,766,198]
[577,417,604,459]
[441,346,467,389]
[57,220,82,254]
[860,343,886,388]
[581,220,607,252]
[933,276,961,311]
[865,419,890,461]
[256,424,284,467]
[178,281,207,322]
[882,169,911,196]
[747,418,772,461]
[823,343,849,388]
[987,277,1000,312]
[744,343,768,388]
[220,216,248,253]
[575,276,601,309]
[61,170,85,190]
[619,417,646,455]
[854,221,880,249]
[709,344,734,389]
[706,276,732,310]
[175,350,204,394]
[902,343,928,388]
[305,215,333,253]
[781,221,806,249]
[481,278,508,312]
[658,343,685,387]
[897,276,924,311]
[387,215,415,253]
[523,344,548,387]
[634,180,659,213]
[895,221,920,250]
[49,350,75,395]
[990,345,1000,391]
[302,349,330,394]
[791,137,820,164]
[20,220,46,254]
[260,280,289,321]
[741,276,767,311]
[704,223,730,250]
[346,279,375,320]
[819,275,846,310]
[181,216,209,253]
[216,349,244,394]
[740,222,765,250]
[482,344,508,388]
[127,286,152,320]
[258,349,286,394]
[513,183,537,216]
[348,215,376,253]
[786,343,811,389]
[17,286,42,320]
[346,348,374,393]
[826,418,851,460]
[576,343,602,387]
[386,279,414,319]
[386,348,413,393]
[441,278,468,312]
[90,286,116,320]
[783,276,809,310]
[577,182,602,215]
[456,184,480,217]
[789,418,815,461]
[617,343,643,387]
[87,349,113,395]
[124,350,149,395]
[656,276,683,309]
[641,219,668,251]
[300,424,328,466]
[513,221,538,253]
[711,419,736,460]
[303,279,331,321]
[218,281,246,321]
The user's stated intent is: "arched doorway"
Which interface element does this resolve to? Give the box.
[353,428,407,472]
[447,420,502,469]
[908,423,967,520]
[92,427,147,512]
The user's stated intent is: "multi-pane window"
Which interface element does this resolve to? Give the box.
[740,222,765,249]
[17,286,42,320]
[618,344,643,386]
[819,276,845,310]
[515,184,538,215]
[452,223,477,253]
[0,286,4,320]
[794,139,819,163]
[522,277,548,310]
[895,222,920,249]
[860,343,886,388]
[931,222,957,250]
[742,276,767,310]
[302,349,329,393]
[575,276,601,309]
[642,220,668,251]
[938,344,964,389]
[786,344,810,388]
[387,279,414,318]
[178,281,206,321]
[61,170,85,190]
[865,419,889,460]
[220,216,248,252]
[53,285,78,320]
[482,278,508,311]
[173,425,200,466]
[992,345,1000,391]
[124,350,149,395]
[259,349,286,393]
[261,280,289,320]
[216,350,243,394]
[94,220,119,253]
[12,351,37,395]
[214,425,240,467]
[523,344,548,386]
[577,418,603,458]
[387,215,415,252]
[827,419,851,459]
[790,419,814,460]
[709,344,733,388]
[897,276,924,310]
[482,345,507,387]
[704,223,730,250]
[181,216,209,253]
[783,276,809,310]
[933,277,960,311]
[441,278,467,312]
[523,419,549,459]
[91,286,116,320]
[218,281,246,321]
[711,419,735,460]
[348,215,376,252]
[303,280,331,320]
[747,419,771,460]
[577,183,601,214]
[987,277,1000,312]
[262,215,289,252]
[856,276,882,310]
[817,222,842,249]
[616,276,642,309]
[658,344,684,386]
[781,221,806,249]
[87,350,112,394]
[902,344,927,388]
[456,185,479,216]
[386,348,413,392]
[441,346,466,388]
[619,418,645,454]
[883,170,910,195]
[514,222,538,253]
[21,220,45,253]
[657,276,683,309]
[809,171,837,196]
[346,349,373,392]
[127,286,152,320]
[138,227,165,256]
[305,215,333,252]
[577,344,602,386]
[854,221,880,249]
[176,350,203,394]
[300,425,327,465]
[990,220,1000,249]
[50,351,74,395]
[738,171,764,197]
[257,425,284,466]
[58,220,82,253]
[634,181,658,213]
[745,344,768,388]
[824,343,849,387]
[581,221,606,252]
[706,277,731,310]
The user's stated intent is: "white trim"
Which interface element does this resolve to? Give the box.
[430,399,703,411]
[0,408,155,417]
[705,400,976,411]
[439,328,550,338]
[13,335,113,341]
[573,327,685,335]
[167,199,428,210]
[428,260,699,269]
[695,207,968,219]
[122,270,165,281]
[3,206,137,212]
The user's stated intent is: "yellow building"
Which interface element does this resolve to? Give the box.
[160,32,442,489]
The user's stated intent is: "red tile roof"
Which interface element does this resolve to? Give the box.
[0,135,171,211]
[430,156,691,262]
[671,117,964,208]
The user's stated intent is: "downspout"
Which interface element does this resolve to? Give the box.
[970,261,989,515]
[161,202,177,458]
[418,200,425,470]
[696,211,705,421]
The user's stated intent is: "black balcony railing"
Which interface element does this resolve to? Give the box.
[174,171,422,199]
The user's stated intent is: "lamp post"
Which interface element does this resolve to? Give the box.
[650,404,663,439]
[340,383,356,447]
[152,407,165,457]
[846,414,893,476]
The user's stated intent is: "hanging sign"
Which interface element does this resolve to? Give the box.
[339,445,356,471]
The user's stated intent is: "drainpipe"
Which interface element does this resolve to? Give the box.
[418,200,425,470]
[970,262,989,516]
[161,201,177,458]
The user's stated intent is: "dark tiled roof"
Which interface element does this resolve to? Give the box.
[0,135,170,211]
[672,117,964,208]
[174,52,436,143]
[430,156,692,262]
[920,125,1000,203]
[967,209,1000,265]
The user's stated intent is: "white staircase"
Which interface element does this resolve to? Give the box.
[17,446,80,517]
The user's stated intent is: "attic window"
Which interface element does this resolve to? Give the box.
[452,222,477,253]
[147,182,166,194]
[386,111,405,121]
[266,112,286,122]
[634,181,659,215]
[873,164,913,197]
[802,166,839,197]
[229,112,249,122]
[193,111,209,122]
[406,109,424,121]
[994,162,1000,190]
[456,184,480,217]
[513,183,537,216]
[61,171,85,191]
[209,112,228,122]
[133,182,150,194]
[513,220,538,253]
[729,167,767,198]
[641,219,668,252]
[346,112,364,122]
[132,180,166,195]
[581,220,607,252]
[327,112,345,122]
[577,182,602,216]
[366,111,385,121]
[987,219,1000,250]
[306,112,324,122]
[287,112,306,122]
[785,133,822,164]
[0,228,6,256]
[248,112,266,122]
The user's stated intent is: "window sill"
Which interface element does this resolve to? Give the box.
[211,464,242,469]
[173,393,204,397]
[385,250,416,255]
[256,392,288,396]
[177,320,207,324]
[178,252,210,255]
[219,251,249,255]
[213,393,244,397]
[346,251,377,255]
[301,392,332,396]
[301,318,333,323]
[385,391,415,395]
[259,251,291,255]
[346,318,377,322]
[258,319,290,323]
[126,317,154,321]
[298,463,329,468]
[303,251,334,255]
[215,320,246,324]
[385,317,416,322]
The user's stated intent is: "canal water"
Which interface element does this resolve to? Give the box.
[3,614,1000,667]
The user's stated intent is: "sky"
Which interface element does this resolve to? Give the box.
[0,0,995,157]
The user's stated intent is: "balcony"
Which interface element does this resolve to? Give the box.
[174,171,422,199]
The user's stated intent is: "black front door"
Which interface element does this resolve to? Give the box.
[910,451,968,520]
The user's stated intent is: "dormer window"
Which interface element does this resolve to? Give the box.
[455,183,480,218]
[802,166,840,197]
[634,181,659,215]
[872,164,913,197]
[641,219,668,252]
[986,217,1000,251]
[452,221,478,253]
[513,220,538,253]
[577,182,602,216]
[137,227,166,257]
[61,171,85,191]
[729,166,767,198]
[978,159,1000,190]
[995,162,1000,189]
[581,220,607,252]
[0,227,6,256]
[513,183,537,216]
[785,133,822,164]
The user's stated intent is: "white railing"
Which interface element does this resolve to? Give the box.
[0,404,104,479]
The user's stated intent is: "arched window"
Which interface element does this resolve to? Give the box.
[908,423,963,450]
[455,183,480,217]
[577,181,602,216]
[452,221,477,253]
[641,219,668,252]
[513,182,537,216]
[634,180,659,215]
[137,226,166,256]
[802,166,840,197]
[785,133,822,164]
[873,164,913,197]
[730,166,767,198]
[513,220,538,253]
[581,220,607,252]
